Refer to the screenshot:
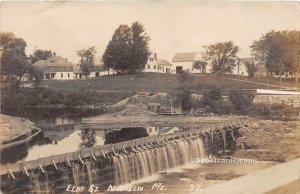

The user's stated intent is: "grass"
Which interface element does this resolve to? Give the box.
[39,73,298,93]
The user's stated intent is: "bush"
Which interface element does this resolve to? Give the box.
[228,90,255,114]
[201,87,224,113]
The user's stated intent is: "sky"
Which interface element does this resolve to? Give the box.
[1,1,300,63]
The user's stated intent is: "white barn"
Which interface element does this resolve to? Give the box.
[172,52,202,73]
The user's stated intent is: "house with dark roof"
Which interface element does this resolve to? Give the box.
[33,53,75,80]
[172,52,202,73]
[143,53,172,74]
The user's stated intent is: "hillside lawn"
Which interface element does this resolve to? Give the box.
[40,73,300,93]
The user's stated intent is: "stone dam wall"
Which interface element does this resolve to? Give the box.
[0,121,245,193]
[253,94,300,107]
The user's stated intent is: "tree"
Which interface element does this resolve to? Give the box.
[193,60,207,73]
[29,49,52,64]
[250,30,300,82]
[77,46,96,77]
[245,61,259,78]
[130,21,151,72]
[0,32,43,85]
[1,32,30,81]
[202,41,239,77]
[103,21,151,73]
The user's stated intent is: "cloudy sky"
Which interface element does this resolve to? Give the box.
[1,1,300,63]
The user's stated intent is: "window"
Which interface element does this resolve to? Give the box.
[148,65,151,69]
[154,65,156,69]
[150,58,154,61]
[61,73,63,78]
[68,73,70,78]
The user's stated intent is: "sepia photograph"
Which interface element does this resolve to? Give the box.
[0,1,300,193]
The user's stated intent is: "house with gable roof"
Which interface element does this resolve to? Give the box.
[143,53,173,74]
[172,52,202,73]
[33,53,75,80]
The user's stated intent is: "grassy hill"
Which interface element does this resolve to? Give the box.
[40,73,299,93]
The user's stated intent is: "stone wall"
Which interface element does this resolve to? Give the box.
[253,94,300,107]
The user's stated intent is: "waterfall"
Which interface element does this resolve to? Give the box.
[112,138,207,186]
[72,165,80,186]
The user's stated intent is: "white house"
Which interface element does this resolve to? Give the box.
[172,52,202,73]
[143,53,172,74]
[228,58,265,77]
[73,57,115,79]
[33,53,75,80]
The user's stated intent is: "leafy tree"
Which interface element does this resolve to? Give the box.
[103,21,151,73]
[77,46,96,77]
[193,60,207,73]
[130,21,151,72]
[245,61,259,78]
[250,30,300,82]
[202,41,239,77]
[0,32,43,85]
[1,32,29,81]
[29,49,52,63]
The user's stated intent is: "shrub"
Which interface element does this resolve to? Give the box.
[201,87,224,113]
[228,90,255,114]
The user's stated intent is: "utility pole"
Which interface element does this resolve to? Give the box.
[237,59,240,90]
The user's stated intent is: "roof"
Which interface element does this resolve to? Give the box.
[33,56,74,66]
[239,58,255,64]
[156,59,172,66]
[172,52,199,62]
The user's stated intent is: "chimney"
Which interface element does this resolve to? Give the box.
[53,52,56,57]
[154,53,157,60]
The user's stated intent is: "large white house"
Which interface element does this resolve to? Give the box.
[172,52,202,73]
[33,53,75,80]
[143,53,173,74]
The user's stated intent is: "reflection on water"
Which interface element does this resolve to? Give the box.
[1,107,105,126]
[19,129,105,162]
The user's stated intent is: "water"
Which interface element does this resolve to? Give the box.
[112,138,207,186]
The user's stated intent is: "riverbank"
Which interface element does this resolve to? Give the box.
[0,114,35,145]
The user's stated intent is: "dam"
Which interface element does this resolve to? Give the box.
[0,119,247,193]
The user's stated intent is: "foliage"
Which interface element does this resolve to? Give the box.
[0,32,43,84]
[201,87,224,113]
[250,30,300,81]
[103,21,151,73]
[228,90,255,113]
[1,32,29,80]
[193,60,207,73]
[1,84,134,108]
[29,49,52,64]
[77,46,97,77]
[177,89,194,112]
[177,71,193,89]
[27,65,43,86]
[245,61,259,78]
[202,41,239,77]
